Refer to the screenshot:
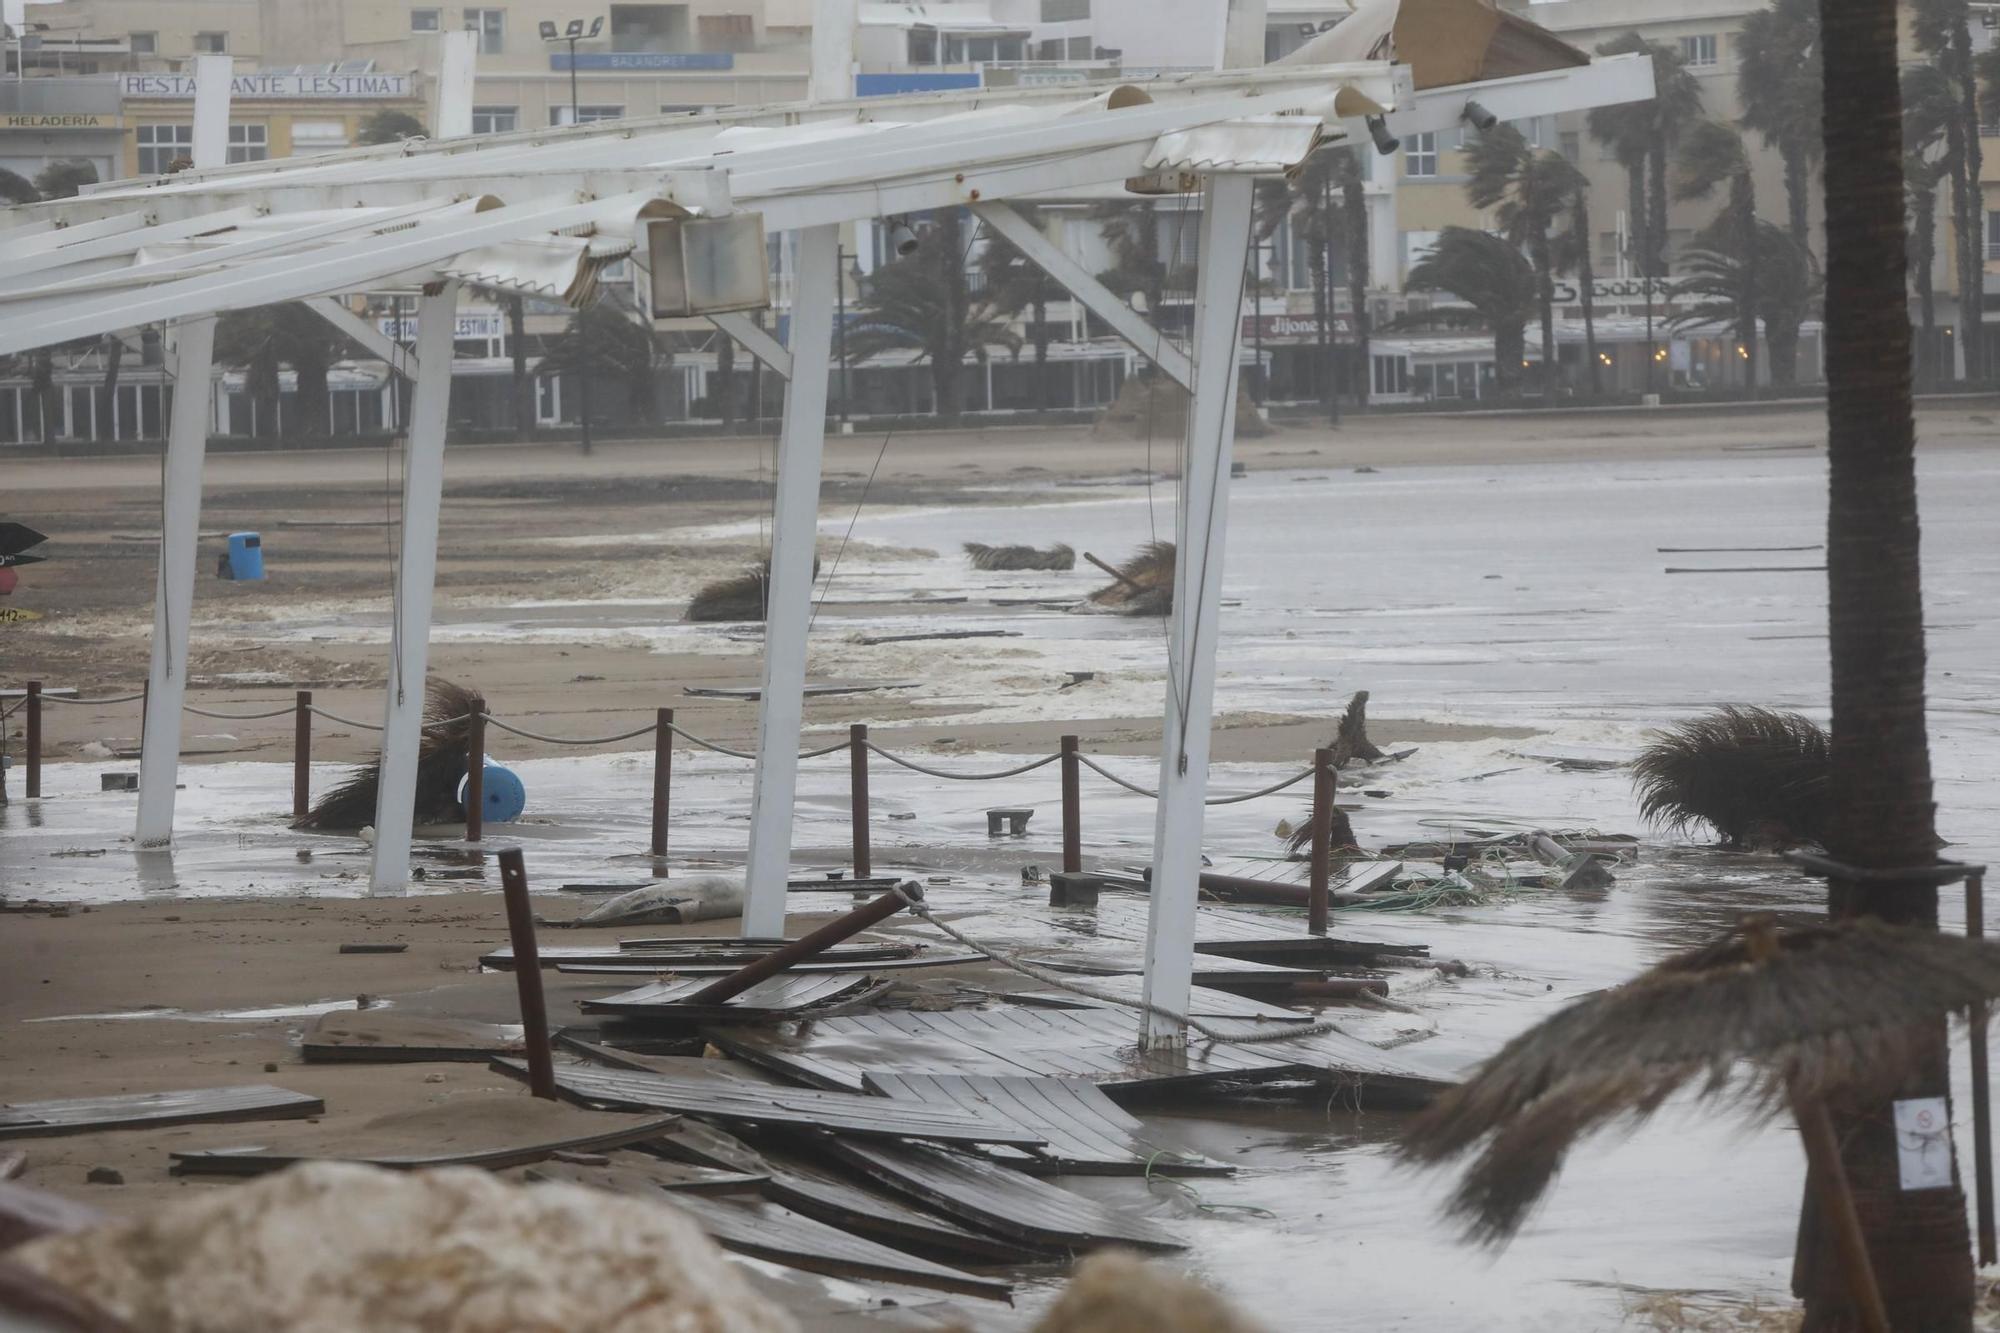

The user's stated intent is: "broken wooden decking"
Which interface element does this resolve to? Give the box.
[0,1085,324,1140]
[1048,897,1428,969]
[579,973,884,1021]
[528,1156,1013,1300]
[480,938,917,971]
[489,1058,1050,1147]
[860,1073,1230,1177]
[301,1012,524,1064]
[706,1007,1447,1104]
[166,1115,689,1178]
[554,951,986,978]
[991,978,1313,1028]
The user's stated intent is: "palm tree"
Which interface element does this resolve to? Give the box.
[1404,228,1537,396]
[1258,156,1338,416]
[1587,34,1704,282]
[505,295,532,438]
[1467,125,1586,396]
[976,204,1061,412]
[1089,199,1167,325]
[1736,0,1822,251]
[1554,182,1601,396]
[357,110,428,145]
[1339,149,1371,407]
[1675,120,1760,390]
[215,304,353,437]
[1805,0,1974,1322]
[1668,220,1821,387]
[845,210,1019,421]
[1911,0,1983,382]
[535,297,661,424]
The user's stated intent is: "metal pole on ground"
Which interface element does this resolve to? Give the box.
[686,882,920,1006]
[849,722,871,878]
[651,707,672,861]
[367,281,462,892]
[1308,746,1334,936]
[292,690,312,822]
[1060,734,1081,875]
[464,711,485,843]
[1971,870,1995,1266]
[496,848,557,1101]
[23,679,39,799]
[1138,173,1255,1051]
[741,223,840,936]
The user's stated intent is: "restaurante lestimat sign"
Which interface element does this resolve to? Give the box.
[119,74,413,99]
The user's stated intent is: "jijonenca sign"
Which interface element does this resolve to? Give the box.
[119,73,413,99]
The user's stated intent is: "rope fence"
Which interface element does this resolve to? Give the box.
[9,679,1354,929]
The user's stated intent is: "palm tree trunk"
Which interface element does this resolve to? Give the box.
[1533,233,1557,398]
[508,295,531,440]
[1577,191,1601,397]
[1943,98,1975,384]
[1494,322,1525,396]
[1309,241,1330,417]
[1320,173,1340,422]
[1626,163,1648,278]
[1785,146,1812,251]
[100,336,124,441]
[1344,166,1370,406]
[1803,0,1974,1326]
[1032,291,1050,412]
[1916,186,1939,389]
[1737,179,1759,395]
[1953,20,1984,382]
[296,358,331,436]
[1647,139,1670,278]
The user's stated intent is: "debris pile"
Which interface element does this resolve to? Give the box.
[1632,705,1830,849]
[1083,541,1175,616]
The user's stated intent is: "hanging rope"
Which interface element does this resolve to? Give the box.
[865,744,1059,781]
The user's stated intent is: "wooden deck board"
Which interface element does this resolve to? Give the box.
[167,1115,687,1178]
[823,1138,1183,1252]
[554,952,986,978]
[301,1013,522,1064]
[994,979,1311,1026]
[0,1085,323,1140]
[580,972,879,1020]
[482,938,914,971]
[490,1058,1048,1146]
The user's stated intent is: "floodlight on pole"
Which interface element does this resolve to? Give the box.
[542,13,607,455]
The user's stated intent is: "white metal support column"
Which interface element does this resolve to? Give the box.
[1138,173,1255,1049]
[367,281,461,892]
[133,55,230,844]
[741,224,839,935]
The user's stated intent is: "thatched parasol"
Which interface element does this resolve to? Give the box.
[1632,706,1830,849]
[1401,914,2000,1332]
[296,680,484,831]
[963,542,1076,572]
[685,556,821,623]
[1083,541,1174,616]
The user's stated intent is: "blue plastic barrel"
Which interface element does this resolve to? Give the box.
[458,762,526,824]
[226,532,265,581]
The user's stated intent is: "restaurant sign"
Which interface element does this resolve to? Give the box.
[120,73,413,99]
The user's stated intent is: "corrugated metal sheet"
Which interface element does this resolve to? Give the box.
[1143,115,1329,174]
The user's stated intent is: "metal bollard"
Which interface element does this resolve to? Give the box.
[687,882,921,1007]
[292,690,312,822]
[1308,746,1334,936]
[464,712,485,843]
[849,722,872,879]
[1060,734,1081,875]
[496,848,557,1101]
[651,707,673,861]
[24,680,40,800]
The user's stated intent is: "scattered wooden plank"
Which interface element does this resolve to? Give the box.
[481,938,915,970]
[532,1158,1012,1300]
[856,630,1019,646]
[646,1119,1035,1262]
[337,942,408,954]
[489,1058,1049,1147]
[166,1115,686,1178]
[555,952,986,978]
[823,1138,1182,1252]
[580,972,882,1021]
[1662,565,1827,574]
[1656,544,1822,553]
[862,1073,1231,1177]
[0,1150,24,1181]
[683,682,920,700]
[0,1085,323,1140]
[302,1012,523,1064]
[1070,897,1428,967]
[558,876,905,895]
[993,978,1311,1027]
[706,1007,1445,1106]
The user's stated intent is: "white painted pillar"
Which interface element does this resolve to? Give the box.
[809,0,857,102]
[133,57,230,845]
[1220,0,1268,69]
[367,282,461,892]
[1138,174,1255,1050]
[132,316,216,844]
[741,224,839,935]
[434,29,477,139]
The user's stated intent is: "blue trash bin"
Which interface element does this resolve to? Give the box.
[226,532,265,581]
[458,762,527,824]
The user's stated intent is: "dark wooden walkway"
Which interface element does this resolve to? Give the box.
[554,951,986,978]
[0,1085,323,1140]
[1056,899,1428,968]
[861,1073,1230,1177]
[490,1058,1048,1147]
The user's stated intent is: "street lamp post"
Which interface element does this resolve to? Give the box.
[541,16,604,454]
[836,245,851,426]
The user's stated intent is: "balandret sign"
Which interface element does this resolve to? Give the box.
[119,72,412,99]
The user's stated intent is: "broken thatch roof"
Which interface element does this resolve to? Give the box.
[964,542,1076,572]
[1399,916,2000,1244]
[1632,705,1830,850]
[1281,0,1588,91]
[296,680,483,831]
[685,557,821,624]
[1084,541,1174,616]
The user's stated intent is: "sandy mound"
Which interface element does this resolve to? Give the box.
[12,1161,797,1333]
[1033,1251,1268,1332]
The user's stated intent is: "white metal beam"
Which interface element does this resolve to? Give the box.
[710,311,792,380]
[1138,173,1255,1050]
[808,0,856,103]
[368,282,462,892]
[191,56,232,171]
[971,201,1193,391]
[132,317,216,846]
[741,224,839,934]
[309,298,421,379]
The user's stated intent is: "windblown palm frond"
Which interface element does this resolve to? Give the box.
[963,542,1075,572]
[685,556,822,623]
[1630,705,1830,849]
[1405,229,1537,394]
[298,680,485,831]
[1085,541,1175,616]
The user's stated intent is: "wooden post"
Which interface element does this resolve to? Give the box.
[1308,745,1333,935]
[291,690,312,822]
[23,680,40,800]
[651,707,673,861]
[849,722,871,878]
[1060,734,1082,875]
[463,711,485,843]
[496,848,557,1101]
[687,882,920,1006]
[1971,871,1995,1266]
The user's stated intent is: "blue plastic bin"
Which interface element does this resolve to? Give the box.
[225,532,265,581]
[458,762,527,824]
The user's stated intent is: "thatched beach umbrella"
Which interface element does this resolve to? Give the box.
[1082,541,1174,616]
[297,680,484,831]
[963,542,1076,572]
[1631,706,1830,849]
[685,556,820,623]
[1400,914,2000,1333]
